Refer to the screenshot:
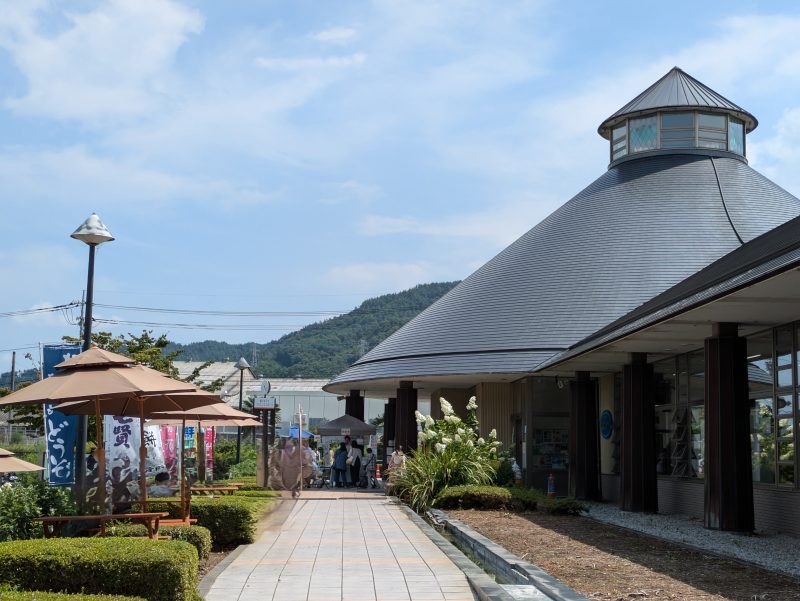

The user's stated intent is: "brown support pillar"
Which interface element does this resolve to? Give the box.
[345,389,365,422]
[384,398,396,466]
[704,323,754,531]
[621,353,658,512]
[395,381,418,452]
[570,371,600,500]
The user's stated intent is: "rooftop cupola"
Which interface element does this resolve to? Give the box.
[599,67,757,166]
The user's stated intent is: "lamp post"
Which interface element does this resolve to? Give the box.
[71,213,114,506]
[234,357,250,463]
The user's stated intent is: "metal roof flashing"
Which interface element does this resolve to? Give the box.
[608,147,748,169]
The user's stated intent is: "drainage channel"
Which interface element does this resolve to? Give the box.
[426,509,587,601]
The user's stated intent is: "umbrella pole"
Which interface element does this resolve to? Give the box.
[94,398,106,514]
[139,399,148,512]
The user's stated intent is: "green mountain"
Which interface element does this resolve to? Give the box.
[166,281,459,378]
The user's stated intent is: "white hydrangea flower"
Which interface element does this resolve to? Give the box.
[440,398,454,416]
[415,410,425,423]
[425,415,435,428]
[441,437,452,445]
[457,427,465,436]
[466,396,478,410]
[489,428,497,439]
[453,433,461,442]
[435,443,446,453]
[466,439,474,448]
[417,431,427,442]
[477,437,485,445]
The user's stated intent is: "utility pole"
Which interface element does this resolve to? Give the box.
[10,352,16,391]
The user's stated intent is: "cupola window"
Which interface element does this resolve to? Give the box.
[629,115,657,153]
[609,110,747,162]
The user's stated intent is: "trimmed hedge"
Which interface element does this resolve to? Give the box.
[148,496,269,550]
[0,538,198,601]
[434,486,514,510]
[107,524,212,560]
[0,591,144,601]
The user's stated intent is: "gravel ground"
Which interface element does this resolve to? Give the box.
[585,502,800,579]
[451,508,800,600]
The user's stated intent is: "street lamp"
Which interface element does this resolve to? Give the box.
[234,357,250,464]
[71,213,114,506]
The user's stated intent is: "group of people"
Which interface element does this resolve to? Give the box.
[329,435,377,488]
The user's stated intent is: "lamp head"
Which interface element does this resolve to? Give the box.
[234,357,250,371]
[71,213,114,245]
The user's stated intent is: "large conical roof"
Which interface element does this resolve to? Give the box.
[598,67,757,138]
[327,155,800,393]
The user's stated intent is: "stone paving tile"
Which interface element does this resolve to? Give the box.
[203,492,477,601]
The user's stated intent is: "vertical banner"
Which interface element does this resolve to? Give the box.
[144,425,166,477]
[161,426,178,480]
[204,427,215,481]
[105,415,141,503]
[43,344,81,485]
[183,426,197,483]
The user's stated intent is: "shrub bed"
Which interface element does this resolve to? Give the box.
[148,496,268,549]
[108,524,212,560]
[0,538,198,601]
[434,485,513,510]
[0,590,144,601]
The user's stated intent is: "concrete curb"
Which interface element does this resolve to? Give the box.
[399,503,517,601]
[428,509,587,601]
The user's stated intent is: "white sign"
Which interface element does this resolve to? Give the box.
[340,428,351,436]
[253,396,276,410]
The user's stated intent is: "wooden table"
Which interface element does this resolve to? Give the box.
[189,486,238,496]
[35,512,169,539]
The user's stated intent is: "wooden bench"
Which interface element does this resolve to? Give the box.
[190,486,238,496]
[160,518,198,526]
[35,512,169,540]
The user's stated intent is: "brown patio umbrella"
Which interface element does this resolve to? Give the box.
[0,447,44,473]
[0,347,219,512]
[56,389,222,511]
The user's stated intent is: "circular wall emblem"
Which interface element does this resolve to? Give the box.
[600,410,613,439]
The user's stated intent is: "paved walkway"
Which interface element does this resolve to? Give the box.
[203,491,477,601]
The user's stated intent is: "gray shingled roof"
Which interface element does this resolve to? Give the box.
[328,155,800,390]
[598,67,757,138]
[538,212,800,370]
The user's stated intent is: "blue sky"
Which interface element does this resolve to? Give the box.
[4,0,800,369]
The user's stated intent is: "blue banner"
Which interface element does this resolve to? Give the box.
[43,344,81,485]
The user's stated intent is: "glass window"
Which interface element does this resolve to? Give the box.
[688,350,704,402]
[698,140,727,150]
[777,393,793,416]
[776,327,792,367]
[629,115,657,152]
[698,113,726,129]
[662,112,694,129]
[691,405,705,479]
[751,397,775,483]
[729,118,744,155]
[778,463,795,485]
[612,124,627,142]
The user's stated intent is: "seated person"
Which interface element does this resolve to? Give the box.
[148,472,175,497]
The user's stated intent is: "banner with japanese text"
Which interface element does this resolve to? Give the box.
[104,415,140,503]
[43,344,81,485]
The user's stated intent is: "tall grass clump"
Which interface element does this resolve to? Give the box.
[393,396,499,511]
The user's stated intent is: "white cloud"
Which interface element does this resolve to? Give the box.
[311,27,357,45]
[320,180,382,205]
[324,261,435,293]
[255,53,366,71]
[0,0,203,122]
[0,146,280,208]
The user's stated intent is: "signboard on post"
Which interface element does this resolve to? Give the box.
[253,396,276,410]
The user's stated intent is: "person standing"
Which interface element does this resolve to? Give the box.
[332,442,348,488]
[348,441,362,488]
[363,448,377,488]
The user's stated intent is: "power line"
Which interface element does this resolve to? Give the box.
[92,318,311,331]
[93,303,346,317]
[0,302,81,318]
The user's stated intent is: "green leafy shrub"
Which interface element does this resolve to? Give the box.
[23,478,77,517]
[494,459,515,486]
[213,440,257,479]
[107,524,212,560]
[0,538,198,601]
[149,496,267,550]
[507,486,541,510]
[434,485,512,509]
[393,396,498,512]
[540,497,586,515]
[0,484,40,542]
[0,588,144,601]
